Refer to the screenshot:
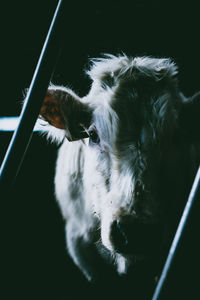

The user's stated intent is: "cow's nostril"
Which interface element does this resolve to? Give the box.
[110,217,162,255]
[111,220,129,253]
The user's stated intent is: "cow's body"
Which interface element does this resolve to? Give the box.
[40,54,200,294]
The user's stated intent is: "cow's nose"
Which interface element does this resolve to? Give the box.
[110,216,162,255]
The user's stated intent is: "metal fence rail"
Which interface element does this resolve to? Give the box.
[152,165,200,299]
[0,0,64,194]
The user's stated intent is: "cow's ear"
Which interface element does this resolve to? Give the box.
[40,86,91,141]
[179,91,200,141]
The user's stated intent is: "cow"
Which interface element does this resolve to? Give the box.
[39,54,200,297]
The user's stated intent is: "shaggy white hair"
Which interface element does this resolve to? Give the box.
[38,54,200,285]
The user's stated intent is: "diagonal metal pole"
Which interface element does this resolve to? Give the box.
[152,165,200,300]
[0,0,65,194]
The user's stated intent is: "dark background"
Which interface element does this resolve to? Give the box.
[1,0,200,299]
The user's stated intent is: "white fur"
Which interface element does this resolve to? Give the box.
[40,54,199,281]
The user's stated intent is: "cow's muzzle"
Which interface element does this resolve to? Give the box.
[110,215,163,256]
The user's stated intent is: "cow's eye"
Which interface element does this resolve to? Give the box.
[89,129,100,144]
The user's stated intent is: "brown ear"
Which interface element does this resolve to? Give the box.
[40,86,91,141]
[40,94,66,129]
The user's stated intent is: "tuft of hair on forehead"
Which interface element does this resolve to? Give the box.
[133,56,178,81]
[87,54,178,85]
[87,54,130,81]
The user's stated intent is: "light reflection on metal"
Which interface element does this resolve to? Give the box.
[0,117,43,132]
[0,0,64,192]
[152,165,200,300]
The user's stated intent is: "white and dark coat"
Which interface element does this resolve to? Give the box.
[39,54,200,291]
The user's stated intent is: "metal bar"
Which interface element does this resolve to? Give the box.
[152,165,200,300]
[0,117,20,131]
[0,116,45,132]
[0,0,65,194]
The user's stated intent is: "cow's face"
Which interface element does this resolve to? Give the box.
[83,56,184,256]
[40,55,200,269]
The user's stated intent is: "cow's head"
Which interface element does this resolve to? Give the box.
[40,55,200,271]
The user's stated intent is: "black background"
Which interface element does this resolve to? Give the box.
[1,1,200,299]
